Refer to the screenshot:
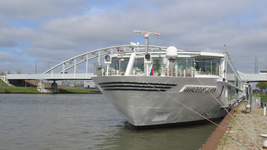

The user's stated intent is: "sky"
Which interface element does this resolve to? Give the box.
[0,0,267,75]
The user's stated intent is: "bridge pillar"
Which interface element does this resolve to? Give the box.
[37,80,46,92]
[51,80,59,93]
[37,80,59,93]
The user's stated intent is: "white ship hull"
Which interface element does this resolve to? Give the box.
[92,76,230,126]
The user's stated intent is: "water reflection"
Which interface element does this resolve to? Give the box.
[96,120,221,150]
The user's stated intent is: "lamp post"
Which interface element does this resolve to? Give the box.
[49,61,51,74]
[35,60,38,74]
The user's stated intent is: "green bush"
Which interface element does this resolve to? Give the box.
[261,95,267,102]
[253,93,267,102]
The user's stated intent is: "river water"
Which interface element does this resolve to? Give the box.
[0,94,220,150]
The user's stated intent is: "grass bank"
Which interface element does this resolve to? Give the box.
[1,79,101,94]
[0,87,40,94]
[0,79,9,87]
[0,86,100,94]
[253,93,267,102]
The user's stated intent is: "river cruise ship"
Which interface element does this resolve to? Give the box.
[92,31,243,126]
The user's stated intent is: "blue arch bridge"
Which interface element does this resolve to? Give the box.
[5,44,267,93]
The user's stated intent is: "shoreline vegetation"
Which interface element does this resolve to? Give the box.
[0,79,101,94]
[253,93,267,102]
[0,87,101,94]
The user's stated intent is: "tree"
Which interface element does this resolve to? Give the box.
[0,70,5,75]
[256,82,267,95]
[7,71,11,74]
[17,69,22,74]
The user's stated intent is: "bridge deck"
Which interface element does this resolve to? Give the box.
[7,73,94,80]
[239,73,267,82]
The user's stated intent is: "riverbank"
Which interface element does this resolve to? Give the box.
[58,88,101,94]
[202,101,266,150]
[216,102,265,149]
[0,87,101,94]
[0,79,9,87]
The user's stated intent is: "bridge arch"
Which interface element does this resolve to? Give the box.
[41,44,167,77]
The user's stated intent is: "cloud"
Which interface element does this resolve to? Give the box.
[0,0,267,74]
[0,51,25,62]
[25,47,79,60]
[0,27,37,46]
[0,37,19,47]
[0,0,90,20]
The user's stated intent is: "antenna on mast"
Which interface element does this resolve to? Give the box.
[134,30,160,76]
[134,30,160,55]
[134,30,160,36]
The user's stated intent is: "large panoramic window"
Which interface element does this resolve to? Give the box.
[175,58,194,71]
[109,58,129,74]
[195,58,220,75]
[152,59,163,74]
[134,58,144,73]
[227,63,235,84]
[228,86,236,102]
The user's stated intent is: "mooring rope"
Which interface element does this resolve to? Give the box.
[195,78,259,148]
[135,76,260,149]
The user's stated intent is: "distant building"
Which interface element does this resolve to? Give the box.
[52,80,96,88]
[84,80,96,88]
[0,75,6,81]
[64,80,84,87]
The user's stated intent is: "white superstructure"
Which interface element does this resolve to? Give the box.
[92,31,243,126]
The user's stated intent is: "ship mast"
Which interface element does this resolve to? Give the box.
[134,30,160,75]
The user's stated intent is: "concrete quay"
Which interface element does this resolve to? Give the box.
[202,101,267,150]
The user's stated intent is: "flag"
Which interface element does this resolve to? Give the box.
[150,57,153,76]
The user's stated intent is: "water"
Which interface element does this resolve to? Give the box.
[0,94,220,150]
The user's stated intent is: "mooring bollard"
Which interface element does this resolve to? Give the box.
[260,134,267,149]
[246,104,251,111]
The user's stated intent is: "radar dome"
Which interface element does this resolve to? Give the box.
[166,46,178,60]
